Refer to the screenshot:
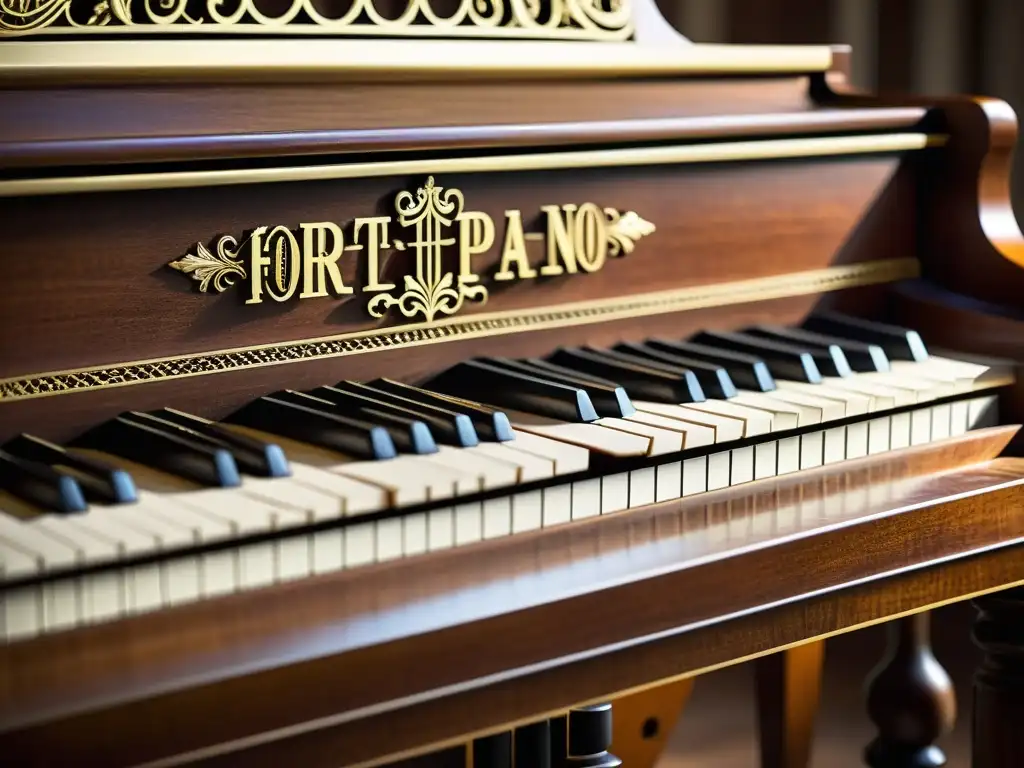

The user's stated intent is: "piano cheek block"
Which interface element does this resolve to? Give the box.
[3,13,1024,768]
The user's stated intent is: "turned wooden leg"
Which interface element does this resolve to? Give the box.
[755,640,826,768]
[972,587,1024,768]
[609,679,694,768]
[864,614,956,768]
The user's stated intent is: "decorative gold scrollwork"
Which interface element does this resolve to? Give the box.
[169,237,247,293]
[0,0,633,39]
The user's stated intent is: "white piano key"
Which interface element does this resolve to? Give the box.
[173,489,282,535]
[682,457,708,496]
[311,529,344,574]
[200,549,238,598]
[472,443,555,482]
[777,436,801,475]
[83,568,125,624]
[931,404,952,440]
[950,401,969,436]
[485,496,515,536]
[277,535,311,581]
[165,557,202,605]
[823,427,847,464]
[99,501,195,550]
[730,446,754,485]
[0,513,79,571]
[403,513,428,557]
[376,517,404,562]
[238,543,276,589]
[685,400,773,436]
[241,477,344,523]
[799,430,824,470]
[636,403,744,442]
[516,422,651,457]
[628,467,656,508]
[867,417,891,455]
[761,387,841,422]
[504,431,590,474]
[572,478,601,519]
[625,411,716,448]
[601,473,630,514]
[332,458,431,507]
[910,409,932,446]
[61,512,161,557]
[512,492,543,533]
[541,485,571,526]
[32,516,120,563]
[454,503,483,546]
[427,507,455,551]
[2,587,41,641]
[775,380,870,416]
[890,413,912,450]
[847,422,869,458]
[288,463,389,515]
[730,393,803,429]
[42,579,80,631]
[754,441,778,479]
[131,492,233,543]
[408,457,483,497]
[707,452,730,491]
[655,461,682,502]
[432,446,519,490]
[865,371,949,401]
[822,378,902,410]
[344,522,376,568]
[0,538,40,581]
[128,562,164,614]
[596,418,683,455]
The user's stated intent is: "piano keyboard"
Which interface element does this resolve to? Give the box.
[0,312,1012,642]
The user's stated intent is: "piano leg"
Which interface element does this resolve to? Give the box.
[756,640,826,768]
[864,613,956,768]
[972,587,1024,768]
[609,679,694,767]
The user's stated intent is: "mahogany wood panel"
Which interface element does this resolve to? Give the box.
[1,429,1019,767]
[756,641,825,768]
[0,78,819,146]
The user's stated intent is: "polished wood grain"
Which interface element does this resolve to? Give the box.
[1,429,1020,767]
[609,678,694,768]
[756,641,825,768]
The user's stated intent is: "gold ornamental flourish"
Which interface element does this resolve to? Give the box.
[0,0,632,38]
[0,259,920,402]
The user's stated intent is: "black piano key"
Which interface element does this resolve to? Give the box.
[0,449,88,514]
[482,358,636,418]
[473,732,512,768]
[143,409,291,478]
[425,360,598,423]
[802,311,929,362]
[329,381,479,448]
[71,416,241,488]
[369,379,515,442]
[690,331,823,384]
[647,342,774,391]
[3,433,137,504]
[739,325,853,378]
[645,339,777,392]
[744,325,891,372]
[549,347,706,404]
[281,389,437,455]
[225,395,396,460]
[613,341,738,399]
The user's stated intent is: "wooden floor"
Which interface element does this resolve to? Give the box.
[661,602,977,767]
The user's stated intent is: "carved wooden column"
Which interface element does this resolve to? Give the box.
[863,614,956,768]
[972,587,1024,768]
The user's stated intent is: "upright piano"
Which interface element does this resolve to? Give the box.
[1,0,1023,766]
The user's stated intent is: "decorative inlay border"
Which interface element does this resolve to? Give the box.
[0,259,920,402]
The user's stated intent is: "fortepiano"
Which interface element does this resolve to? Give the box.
[1,0,1023,766]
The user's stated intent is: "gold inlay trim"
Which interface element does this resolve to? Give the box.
[0,259,920,402]
[0,133,940,198]
[0,40,833,79]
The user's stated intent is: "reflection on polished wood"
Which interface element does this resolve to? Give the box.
[757,641,826,768]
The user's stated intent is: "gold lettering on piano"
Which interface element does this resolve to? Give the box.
[169,176,655,324]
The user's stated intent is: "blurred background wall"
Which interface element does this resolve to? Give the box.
[656,0,1024,219]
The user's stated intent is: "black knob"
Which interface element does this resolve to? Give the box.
[566,704,621,768]
[473,731,511,768]
[515,720,551,768]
